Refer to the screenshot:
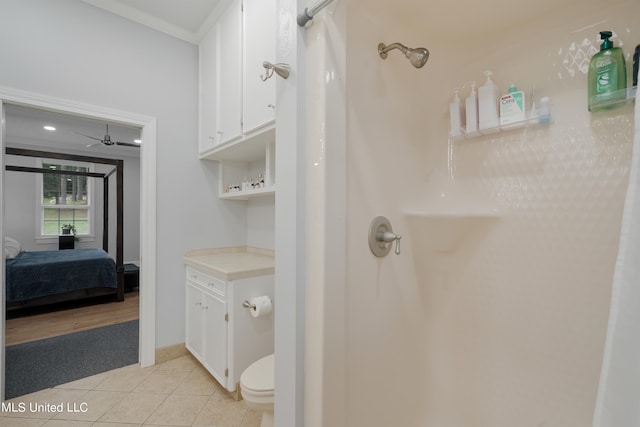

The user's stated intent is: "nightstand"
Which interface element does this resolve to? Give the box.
[58,235,75,250]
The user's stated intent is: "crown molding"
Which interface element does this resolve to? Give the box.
[81,0,199,45]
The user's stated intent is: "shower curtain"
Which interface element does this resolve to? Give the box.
[593,88,640,426]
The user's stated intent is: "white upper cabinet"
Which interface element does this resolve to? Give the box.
[215,0,243,145]
[199,0,278,158]
[242,0,277,134]
[198,0,278,198]
[198,26,217,153]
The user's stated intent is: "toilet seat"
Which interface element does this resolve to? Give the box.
[241,354,275,405]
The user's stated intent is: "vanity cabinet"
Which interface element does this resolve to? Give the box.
[186,279,227,386]
[184,254,274,393]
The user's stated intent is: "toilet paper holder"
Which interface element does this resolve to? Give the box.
[242,300,256,310]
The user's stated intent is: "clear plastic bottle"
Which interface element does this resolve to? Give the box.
[449,88,463,137]
[465,82,478,133]
[478,71,500,130]
[538,97,550,124]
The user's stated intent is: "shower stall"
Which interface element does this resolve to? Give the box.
[302,0,640,426]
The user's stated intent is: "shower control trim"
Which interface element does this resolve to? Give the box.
[369,216,402,257]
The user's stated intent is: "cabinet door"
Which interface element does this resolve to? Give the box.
[203,291,228,389]
[199,25,218,153]
[216,0,243,144]
[242,0,276,134]
[185,283,204,359]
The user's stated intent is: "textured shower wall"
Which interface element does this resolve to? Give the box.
[345,0,638,426]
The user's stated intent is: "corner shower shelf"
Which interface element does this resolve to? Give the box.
[450,113,552,141]
[589,86,637,112]
[404,209,501,253]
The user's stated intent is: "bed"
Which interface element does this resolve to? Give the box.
[5,248,118,309]
[5,147,126,312]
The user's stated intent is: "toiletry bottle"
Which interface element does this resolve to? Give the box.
[588,31,627,111]
[449,88,463,137]
[465,82,478,134]
[538,97,550,124]
[633,44,639,87]
[478,70,500,131]
[499,83,526,127]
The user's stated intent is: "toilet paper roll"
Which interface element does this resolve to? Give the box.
[249,296,272,318]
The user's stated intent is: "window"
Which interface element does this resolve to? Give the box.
[39,160,94,237]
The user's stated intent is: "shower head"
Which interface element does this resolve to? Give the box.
[378,42,430,68]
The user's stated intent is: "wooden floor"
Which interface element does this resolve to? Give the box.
[5,291,139,346]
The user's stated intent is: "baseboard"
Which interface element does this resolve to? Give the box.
[154,342,188,364]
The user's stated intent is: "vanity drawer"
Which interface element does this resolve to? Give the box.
[186,267,226,296]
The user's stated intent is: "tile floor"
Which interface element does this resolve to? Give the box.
[0,354,262,427]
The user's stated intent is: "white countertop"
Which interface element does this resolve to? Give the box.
[183,247,274,281]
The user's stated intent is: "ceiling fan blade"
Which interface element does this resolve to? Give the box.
[71,131,102,142]
[86,141,103,148]
[114,141,141,148]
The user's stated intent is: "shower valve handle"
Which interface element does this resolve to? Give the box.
[378,231,401,255]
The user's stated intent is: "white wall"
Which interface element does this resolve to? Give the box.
[0,0,246,347]
[246,198,275,250]
[308,0,640,426]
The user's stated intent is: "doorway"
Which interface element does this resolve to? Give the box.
[0,87,157,401]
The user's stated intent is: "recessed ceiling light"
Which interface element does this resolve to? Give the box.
[43,125,56,131]
[134,139,142,144]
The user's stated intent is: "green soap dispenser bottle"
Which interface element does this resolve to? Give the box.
[588,31,627,111]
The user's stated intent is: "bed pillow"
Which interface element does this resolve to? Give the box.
[4,237,21,259]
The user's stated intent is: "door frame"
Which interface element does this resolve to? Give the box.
[0,86,157,400]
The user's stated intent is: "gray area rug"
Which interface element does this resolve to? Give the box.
[5,319,138,399]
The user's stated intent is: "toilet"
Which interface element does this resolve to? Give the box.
[240,353,275,427]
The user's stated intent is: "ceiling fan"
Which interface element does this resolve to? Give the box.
[72,124,140,148]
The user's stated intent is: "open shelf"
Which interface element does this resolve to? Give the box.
[199,125,276,200]
[220,185,276,200]
[200,125,275,162]
[404,170,501,252]
[451,113,551,141]
[589,86,637,112]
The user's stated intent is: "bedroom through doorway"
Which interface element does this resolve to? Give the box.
[3,105,141,397]
[0,90,157,401]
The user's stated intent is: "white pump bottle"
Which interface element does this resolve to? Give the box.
[478,70,500,131]
[465,82,478,133]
